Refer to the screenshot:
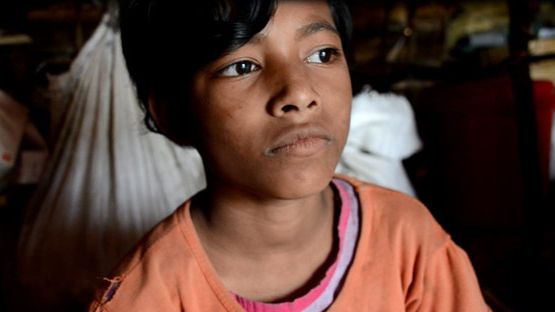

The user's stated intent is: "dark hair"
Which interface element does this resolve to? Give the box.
[119,0,352,145]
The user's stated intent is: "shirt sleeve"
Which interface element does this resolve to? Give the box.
[406,238,491,312]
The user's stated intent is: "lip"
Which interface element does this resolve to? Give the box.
[265,125,332,157]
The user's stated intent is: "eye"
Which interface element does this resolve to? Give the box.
[306,47,339,64]
[220,60,260,77]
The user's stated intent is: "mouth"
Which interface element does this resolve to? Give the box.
[265,125,332,157]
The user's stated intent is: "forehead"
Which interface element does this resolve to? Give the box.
[249,0,338,43]
[275,0,334,17]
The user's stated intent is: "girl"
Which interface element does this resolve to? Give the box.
[90,0,490,310]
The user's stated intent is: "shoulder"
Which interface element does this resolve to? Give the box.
[118,203,192,275]
[338,175,450,253]
[333,176,491,310]
[348,176,444,233]
[89,203,196,310]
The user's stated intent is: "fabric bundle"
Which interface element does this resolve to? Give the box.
[17,12,205,308]
[336,86,422,196]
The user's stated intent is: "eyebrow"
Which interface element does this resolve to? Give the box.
[249,20,339,44]
[296,20,339,40]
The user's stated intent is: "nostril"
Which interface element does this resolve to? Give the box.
[307,101,317,109]
[281,104,297,113]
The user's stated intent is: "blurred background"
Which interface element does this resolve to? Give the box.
[1,0,554,311]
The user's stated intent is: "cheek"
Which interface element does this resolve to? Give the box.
[318,69,352,136]
[195,84,243,135]
[195,94,262,163]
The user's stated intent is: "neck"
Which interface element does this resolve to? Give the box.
[189,178,339,301]
[191,181,335,256]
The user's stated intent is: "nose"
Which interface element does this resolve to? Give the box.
[266,64,320,118]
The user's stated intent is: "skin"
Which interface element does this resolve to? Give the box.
[185,0,352,302]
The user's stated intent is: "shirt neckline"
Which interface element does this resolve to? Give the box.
[177,178,359,312]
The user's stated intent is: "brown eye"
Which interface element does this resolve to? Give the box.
[220,60,259,77]
[318,49,331,63]
[235,61,254,75]
[306,47,339,64]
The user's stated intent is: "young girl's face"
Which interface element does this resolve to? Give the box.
[191,0,352,200]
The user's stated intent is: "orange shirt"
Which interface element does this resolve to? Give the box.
[89,178,490,311]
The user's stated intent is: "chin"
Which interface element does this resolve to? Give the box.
[259,167,335,200]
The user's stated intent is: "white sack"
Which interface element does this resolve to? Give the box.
[18,12,205,307]
[336,86,422,196]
